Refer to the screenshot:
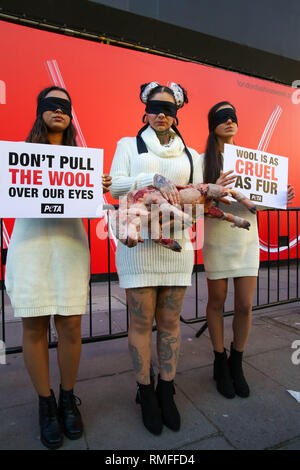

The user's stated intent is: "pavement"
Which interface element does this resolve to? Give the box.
[1,270,300,451]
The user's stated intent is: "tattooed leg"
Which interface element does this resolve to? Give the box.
[155,286,186,381]
[126,287,157,384]
[157,330,181,380]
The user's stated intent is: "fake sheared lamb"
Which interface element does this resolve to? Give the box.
[111,183,256,252]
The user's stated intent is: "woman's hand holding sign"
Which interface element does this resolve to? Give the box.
[102,174,112,193]
[216,170,237,188]
[287,184,295,204]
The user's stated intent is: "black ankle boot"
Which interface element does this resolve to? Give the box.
[39,389,63,449]
[228,343,250,398]
[58,385,83,440]
[136,382,163,435]
[213,350,236,399]
[136,374,155,403]
[156,375,180,431]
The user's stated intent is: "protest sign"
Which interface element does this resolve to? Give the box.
[223,144,288,209]
[0,141,103,217]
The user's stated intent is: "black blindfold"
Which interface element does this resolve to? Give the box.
[37,97,73,119]
[209,108,237,131]
[145,100,177,118]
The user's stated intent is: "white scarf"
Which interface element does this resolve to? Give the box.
[141,125,185,158]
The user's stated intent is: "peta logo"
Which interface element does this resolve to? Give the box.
[291,80,300,105]
[291,340,300,365]
[250,194,263,202]
[0,340,6,365]
[0,80,6,104]
[41,204,64,214]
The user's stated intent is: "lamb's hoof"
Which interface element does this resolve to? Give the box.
[245,222,251,230]
[172,241,182,252]
[250,206,257,214]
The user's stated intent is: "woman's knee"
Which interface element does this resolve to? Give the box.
[156,313,180,333]
[22,317,50,342]
[127,287,156,334]
[207,293,226,312]
[235,302,252,317]
[129,312,154,334]
[55,315,82,343]
[207,280,227,312]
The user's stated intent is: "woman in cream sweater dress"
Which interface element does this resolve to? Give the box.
[5,86,111,449]
[110,82,203,435]
[202,101,294,400]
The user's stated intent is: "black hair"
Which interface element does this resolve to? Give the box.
[203,101,237,183]
[26,86,77,146]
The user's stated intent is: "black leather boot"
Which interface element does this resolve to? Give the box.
[58,385,83,440]
[136,374,155,402]
[156,375,180,431]
[39,389,63,449]
[213,349,236,399]
[136,382,163,435]
[228,343,250,398]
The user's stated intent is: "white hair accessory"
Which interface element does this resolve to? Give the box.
[168,82,185,108]
[140,81,160,104]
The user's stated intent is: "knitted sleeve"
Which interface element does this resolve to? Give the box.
[109,138,156,199]
[190,150,204,184]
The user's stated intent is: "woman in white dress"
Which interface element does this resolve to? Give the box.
[5,86,111,449]
[110,82,203,435]
[202,101,294,399]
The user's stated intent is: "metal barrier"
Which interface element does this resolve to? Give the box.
[1,208,300,354]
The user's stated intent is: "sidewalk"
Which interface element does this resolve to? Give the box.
[0,283,300,450]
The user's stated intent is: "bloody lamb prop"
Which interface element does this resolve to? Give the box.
[111,183,256,252]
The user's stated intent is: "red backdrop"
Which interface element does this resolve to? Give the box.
[1,20,299,276]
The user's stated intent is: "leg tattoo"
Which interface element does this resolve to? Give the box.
[157,330,181,377]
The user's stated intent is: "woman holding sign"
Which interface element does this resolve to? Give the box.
[5,86,111,449]
[110,82,203,435]
[202,101,294,399]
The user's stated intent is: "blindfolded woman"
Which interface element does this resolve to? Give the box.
[110,82,203,435]
[5,86,111,449]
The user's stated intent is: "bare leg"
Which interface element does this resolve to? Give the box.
[22,316,51,397]
[127,287,157,385]
[232,276,257,351]
[206,279,228,353]
[155,286,186,381]
[54,315,82,391]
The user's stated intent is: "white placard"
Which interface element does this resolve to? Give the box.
[0,141,103,217]
[223,144,288,209]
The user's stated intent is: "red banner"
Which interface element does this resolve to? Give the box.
[0,20,299,276]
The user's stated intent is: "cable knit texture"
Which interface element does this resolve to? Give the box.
[110,126,203,289]
[5,218,90,317]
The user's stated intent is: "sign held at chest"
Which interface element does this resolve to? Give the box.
[0,141,104,218]
[223,144,288,209]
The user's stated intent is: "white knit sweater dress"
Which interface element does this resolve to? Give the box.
[110,126,203,289]
[5,218,90,317]
[201,153,259,280]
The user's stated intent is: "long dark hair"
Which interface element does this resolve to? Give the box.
[26,86,77,146]
[203,101,236,183]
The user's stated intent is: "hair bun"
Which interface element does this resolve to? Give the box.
[167,82,188,108]
[140,82,160,104]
